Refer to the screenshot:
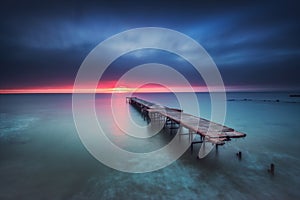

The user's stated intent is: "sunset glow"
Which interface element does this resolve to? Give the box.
[0,85,277,94]
[0,86,195,94]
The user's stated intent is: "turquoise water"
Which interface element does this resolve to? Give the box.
[0,92,299,199]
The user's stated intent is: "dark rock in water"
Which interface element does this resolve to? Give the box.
[289,94,300,97]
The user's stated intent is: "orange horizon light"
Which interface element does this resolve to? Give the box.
[0,85,272,94]
[0,85,211,94]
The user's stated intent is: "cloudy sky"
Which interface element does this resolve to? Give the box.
[0,0,299,92]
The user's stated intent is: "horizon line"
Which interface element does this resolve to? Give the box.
[0,87,299,94]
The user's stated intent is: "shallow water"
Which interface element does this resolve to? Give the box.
[0,92,299,199]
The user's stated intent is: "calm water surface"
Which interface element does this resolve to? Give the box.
[0,92,299,199]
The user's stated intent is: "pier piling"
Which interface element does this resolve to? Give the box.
[268,163,275,175]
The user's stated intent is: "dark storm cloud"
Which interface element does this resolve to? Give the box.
[0,0,299,90]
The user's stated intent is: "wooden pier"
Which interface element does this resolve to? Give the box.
[127,97,246,148]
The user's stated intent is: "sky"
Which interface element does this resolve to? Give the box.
[0,0,299,93]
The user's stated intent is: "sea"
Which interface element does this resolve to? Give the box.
[0,92,299,200]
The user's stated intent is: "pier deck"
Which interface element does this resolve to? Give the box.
[127,97,246,145]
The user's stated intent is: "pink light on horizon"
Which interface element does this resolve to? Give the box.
[0,83,286,94]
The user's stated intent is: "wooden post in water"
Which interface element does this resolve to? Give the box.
[268,163,275,175]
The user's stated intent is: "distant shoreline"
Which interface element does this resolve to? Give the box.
[228,98,300,104]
